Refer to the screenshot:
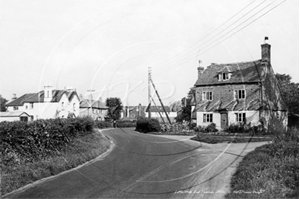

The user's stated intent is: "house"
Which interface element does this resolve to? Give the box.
[121,104,177,123]
[6,86,80,120]
[145,105,177,123]
[0,111,31,122]
[79,99,108,120]
[192,38,287,130]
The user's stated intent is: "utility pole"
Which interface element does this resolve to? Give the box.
[148,67,151,118]
[87,89,95,116]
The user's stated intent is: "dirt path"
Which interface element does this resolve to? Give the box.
[159,135,269,199]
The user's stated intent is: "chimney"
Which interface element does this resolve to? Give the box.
[261,36,271,63]
[197,60,204,79]
[44,84,53,102]
[12,94,17,101]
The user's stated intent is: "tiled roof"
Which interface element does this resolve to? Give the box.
[6,90,78,106]
[195,98,261,112]
[0,111,30,117]
[80,99,107,109]
[195,60,262,86]
[146,106,171,113]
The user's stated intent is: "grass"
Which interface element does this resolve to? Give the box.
[1,130,111,196]
[191,133,273,144]
[225,128,299,198]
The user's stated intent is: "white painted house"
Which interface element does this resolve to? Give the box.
[0,111,31,122]
[6,86,80,120]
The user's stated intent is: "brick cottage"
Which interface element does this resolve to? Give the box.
[191,38,287,130]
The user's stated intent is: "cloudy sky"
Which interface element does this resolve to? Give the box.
[0,0,298,106]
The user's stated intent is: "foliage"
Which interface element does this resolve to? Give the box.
[224,122,266,135]
[193,123,218,133]
[95,120,113,129]
[1,132,110,195]
[116,120,136,128]
[1,117,95,166]
[175,87,195,122]
[276,73,299,116]
[135,118,161,133]
[0,95,8,112]
[105,97,123,121]
[159,122,194,135]
[226,127,299,198]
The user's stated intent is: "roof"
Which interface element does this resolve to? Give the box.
[195,60,262,86]
[6,90,79,106]
[80,99,108,109]
[145,106,171,113]
[0,111,30,117]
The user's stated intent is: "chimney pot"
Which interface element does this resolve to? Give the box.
[261,37,271,63]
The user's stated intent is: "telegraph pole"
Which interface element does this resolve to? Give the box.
[148,67,151,118]
[87,89,95,116]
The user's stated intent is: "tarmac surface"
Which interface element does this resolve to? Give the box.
[4,128,268,199]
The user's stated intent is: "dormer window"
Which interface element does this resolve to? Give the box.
[218,73,231,81]
[202,91,213,101]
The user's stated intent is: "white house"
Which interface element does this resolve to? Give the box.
[6,86,80,120]
[0,111,31,122]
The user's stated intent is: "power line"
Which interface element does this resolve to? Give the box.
[152,0,286,75]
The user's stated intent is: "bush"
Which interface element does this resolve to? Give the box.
[116,121,136,128]
[95,121,113,129]
[194,123,218,133]
[135,118,161,133]
[1,117,96,166]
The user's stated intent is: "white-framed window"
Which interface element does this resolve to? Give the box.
[61,102,64,111]
[30,103,34,109]
[236,113,246,122]
[203,113,213,123]
[218,73,230,81]
[234,90,246,99]
[202,91,213,101]
[73,103,76,111]
[14,106,18,110]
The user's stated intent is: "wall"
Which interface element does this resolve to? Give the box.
[195,83,261,111]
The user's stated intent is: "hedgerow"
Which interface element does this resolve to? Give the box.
[1,117,95,166]
[135,118,161,133]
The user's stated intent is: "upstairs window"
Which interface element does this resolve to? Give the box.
[236,113,246,122]
[234,90,246,99]
[218,73,230,81]
[30,103,34,109]
[203,113,213,123]
[61,102,64,111]
[202,91,213,101]
[73,103,76,111]
[14,106,18,110]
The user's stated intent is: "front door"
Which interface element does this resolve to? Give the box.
[220,112,228,129]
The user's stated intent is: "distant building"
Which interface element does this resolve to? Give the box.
[121,104,177,123]
[6,86,80,120]
[0,111,31,122]
[79,99,108,120]
[191,38,287,130]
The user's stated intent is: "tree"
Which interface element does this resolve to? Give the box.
[175,88,195,122]
[105,97,123,120]
[0,95,8,112]
[276,73,299,115]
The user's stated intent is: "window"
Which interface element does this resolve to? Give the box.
[14,106,18,110]
[218,73,230,81]
[73,103,76,111]
[236,113,246,122]
[47,91,49,98]
[202,91,213,101]
[203,113,213,123]
[234,90,246,99]
[61,102,64,111]
[30,103,34,109]
[26,106,28,109]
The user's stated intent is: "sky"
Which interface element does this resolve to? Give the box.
[0,0,298,106]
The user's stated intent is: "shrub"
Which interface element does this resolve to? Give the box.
[193,123,218,133]
[135,118,161,133]
[95,121,113,129]
[116,121,136,128]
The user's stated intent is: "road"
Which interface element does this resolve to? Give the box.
[4,128,268,199]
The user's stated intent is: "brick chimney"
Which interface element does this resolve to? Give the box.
[12,94,17,101]
[261,37,271,63]
[197,60,204,79]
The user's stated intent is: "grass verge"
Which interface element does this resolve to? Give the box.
[225,129,299,198]
[1,129,111,195]
[191,133,273,144]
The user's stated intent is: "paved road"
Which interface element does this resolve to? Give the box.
[4,128,267,199]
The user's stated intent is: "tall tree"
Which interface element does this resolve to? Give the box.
[175,87,195,122]
[105,97,123,120]
[0,95,8,112]
[276,73,299,116]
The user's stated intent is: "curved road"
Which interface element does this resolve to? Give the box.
[4,128,267,199]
